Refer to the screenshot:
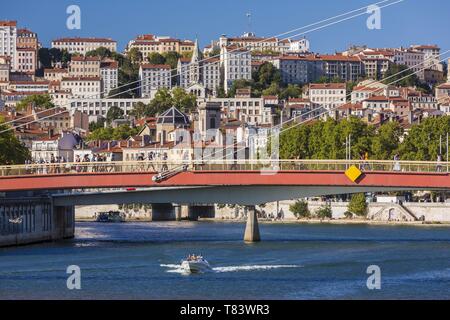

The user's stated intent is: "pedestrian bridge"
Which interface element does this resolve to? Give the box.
[2,159,450,244]
[0,160,449,205]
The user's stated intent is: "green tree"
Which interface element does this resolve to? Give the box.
[129,102,150,118]
[289,200,310,219]
[148,88,174,115]
[279,84,302,100]
[253,62,281,87]
[38,48,51,69]
[163,51,181,69]
[147,52,166,65]
[127,47,143,63]
[348,193,368,217]
[262,82,281,96]
[279,123,311,159]
[106,106,125,123]
[86,47,113,59]
[208,47,221,57]
[383,64,420,87]
[371,121,403,160]
[60,49,71,65]
[314,76,343,83]
[398,116,450,161]
[227,79,253,97]
[109,54,140,98]
[111,124,140,140]
[172,87,197,114]
[89,118,105,132]
[16,94,55,111]
[0,120,30,164]
[87,124,139,141]
[315,204,333,219]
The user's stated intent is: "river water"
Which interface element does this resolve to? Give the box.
[0,221,449,300]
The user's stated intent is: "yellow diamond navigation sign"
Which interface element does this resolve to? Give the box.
[345,165,363,182]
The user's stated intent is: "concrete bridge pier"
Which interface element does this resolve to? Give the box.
[174,204,182,221]
[244,205,260,243]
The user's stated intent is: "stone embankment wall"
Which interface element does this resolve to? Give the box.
[0,197,74,247]
[75,205,151,220]
[215,201,450,222]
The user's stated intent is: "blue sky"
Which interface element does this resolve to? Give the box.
[2,0,449,54]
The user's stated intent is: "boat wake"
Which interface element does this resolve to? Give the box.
[160,263,302,274]
[213,265,302,273]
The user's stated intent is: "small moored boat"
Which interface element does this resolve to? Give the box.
[95,211,126,223]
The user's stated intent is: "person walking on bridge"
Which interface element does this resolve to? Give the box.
[393,154,401,171]
[436,154,443,172]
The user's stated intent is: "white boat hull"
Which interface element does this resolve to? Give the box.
[181,260,211,273]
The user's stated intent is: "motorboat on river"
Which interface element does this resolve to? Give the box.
[181,255,211,273]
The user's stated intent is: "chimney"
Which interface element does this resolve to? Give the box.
[107,141,111,151]
[127,140,132,148]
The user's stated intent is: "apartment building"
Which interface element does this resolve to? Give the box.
[15,48,37,74]
[126,34,195,56]
[273,56,310,84]
[320,54,364,82]
[436,83,450,104]
[44,68,69,82]
[51,37,117,55]
[393,48,425,80]
[15,28,39,73]
[217,33,310,54]
[0,57,10,82]
[69,56,101,77]
[221,46,252,93]
[61,76,102,99]
[7,80,50,93]
[138,64,171,98]
[355,49,393,80]
[308,83,347,110]
[0,21,17,70]
[100,59,119,96]
[208,89,274,125]
[68,97,152,116]
[411,45,443,71]
[68,56,118,97]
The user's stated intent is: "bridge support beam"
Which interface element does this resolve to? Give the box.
[174,204,182,221]
[244,205,260,243]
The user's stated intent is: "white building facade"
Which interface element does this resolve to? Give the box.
[0,21,17,70]
[68,97,152,116]
[51,37,117,55]
[309,83,347,110]
[139,64,172,98]
[61,76,102,99]
[221,46,252,93]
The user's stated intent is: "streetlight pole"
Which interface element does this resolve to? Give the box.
[348,134,352,161]
[447,132,449,172]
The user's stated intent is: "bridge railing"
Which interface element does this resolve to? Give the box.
[0,159,448,177]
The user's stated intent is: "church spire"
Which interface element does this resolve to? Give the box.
[191,39,201,63]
